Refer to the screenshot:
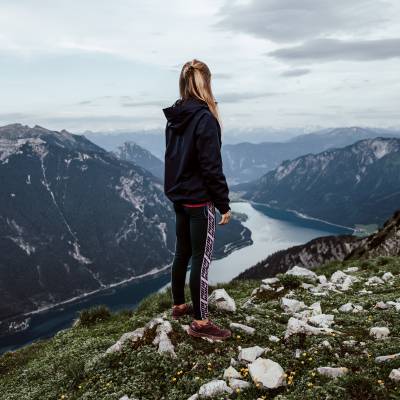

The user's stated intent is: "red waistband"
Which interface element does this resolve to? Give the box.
[182,202,209,207]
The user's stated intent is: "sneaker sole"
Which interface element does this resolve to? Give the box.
[187,327,231,341]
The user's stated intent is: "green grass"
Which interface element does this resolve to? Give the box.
[0,257,400,399]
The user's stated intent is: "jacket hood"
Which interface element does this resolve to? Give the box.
[162,97,209,135]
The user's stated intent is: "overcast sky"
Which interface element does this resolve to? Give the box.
[1,0,399,135]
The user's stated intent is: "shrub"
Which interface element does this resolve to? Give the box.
[78,305,111,327]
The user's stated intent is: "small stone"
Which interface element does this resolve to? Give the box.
[223,366,242,380]
[248,358,286,389]
[262,277,280,285]
[375,301,390,310]
[375,353,400,363]
[339,303,354,313]
[269,335,280,342]
[389,368,400,382]
[198,379,233,398]
[344,267,359,273]
[366,276,384,286]
[382,272,394,282]
[228,378,251,390]
[238,346,265,363]
[317,367,348,378]
[187,395,199,400]
[209,289,236,312]
[320,340,332,349]
[230,322,255,335]
[230,357,238,367]
[369,327,390,340]
[318,275,327,284]
[309,314,335,328]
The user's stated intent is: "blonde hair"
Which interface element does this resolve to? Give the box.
[179,59,222,129]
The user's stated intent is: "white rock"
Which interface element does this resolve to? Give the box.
[230,322,255,335]
[317,367,348,378]
[301,283,315,290]
[330,270,349,284]
[284,317,333,339]
[320,340,332,349]
[318,275,328,284]
[230,357,238,367]
[309,302,322,315]
[366,276,384,286]
[309,314,335,328]
[382,272,394,282]
[375,353,400,363]
[248,358,286,389]
[262,277,280,285]
[276,286,285,293]
[281,297,307,314]
[198,379,233,398]
[209,289,236,312]
[228,378,251,390]
[338,303,352,313]
[358,289,373,295]
[344,266,359,273]
[285,266,317,280]
[369,327,390,340]
[269,335,280,342]
[294,348,302,358]
[246,315,256,323]
[223,366,242,380]
[145,316,164,329]
[375,301,390,310]
[353,304,364,313]
[343,340,357,347]
[259,283,274,292]
[389,368,400,382]
[238,346,266,363]
[187,395,199,400]
[105,326,146,353]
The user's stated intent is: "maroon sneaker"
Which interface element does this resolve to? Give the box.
[171,303,194,319]
[188,319,232,341]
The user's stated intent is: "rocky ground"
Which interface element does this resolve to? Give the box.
[0,256,399,400]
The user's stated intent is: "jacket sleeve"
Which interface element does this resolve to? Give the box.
[195,112,231,214]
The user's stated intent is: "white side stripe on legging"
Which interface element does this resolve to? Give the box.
[199,201,216,319]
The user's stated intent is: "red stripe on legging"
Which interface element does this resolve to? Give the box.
[182,202,208,207]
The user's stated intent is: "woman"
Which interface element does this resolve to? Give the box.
[162,59,232,341]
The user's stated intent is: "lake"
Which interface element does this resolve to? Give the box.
[0,201,353,355]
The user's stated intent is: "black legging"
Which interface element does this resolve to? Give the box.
[171,201,216,320]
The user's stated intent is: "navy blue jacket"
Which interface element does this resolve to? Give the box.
[162,97,230,214]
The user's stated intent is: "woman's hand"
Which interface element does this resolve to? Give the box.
[218,210,231,225]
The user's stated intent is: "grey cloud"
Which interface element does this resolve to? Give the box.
[280,68,311,77]
[215,0,391,43]
[218,91,281,103]
[269,38,400,63]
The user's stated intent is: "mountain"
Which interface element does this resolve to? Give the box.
[0,124,252,324]
[223,127,400,184]
[233,137,400,226]
[114,142,164,180]
[84,130,165,159]
[1,252,399,399]
[0,124,176,321]
[234,208,400,281]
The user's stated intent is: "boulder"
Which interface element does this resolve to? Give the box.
[209,289,236,312]
[382,272,394,282]
[262,277,280,285]
[281,297,307,314]
[366,276,384,286]
[309,314,335,328]
[285,266,317,280]
[248,358,286,389]
[284,317,333,339]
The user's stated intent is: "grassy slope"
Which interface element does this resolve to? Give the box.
[1,257,400,400]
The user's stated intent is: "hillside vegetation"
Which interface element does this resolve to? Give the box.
[1,257,399,400]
